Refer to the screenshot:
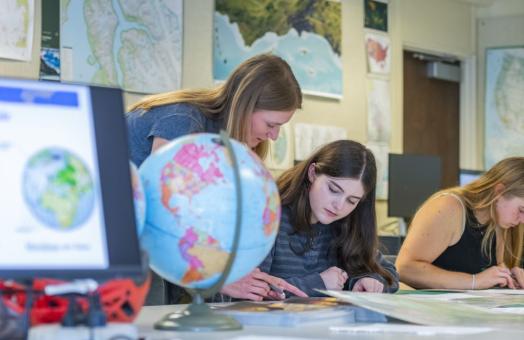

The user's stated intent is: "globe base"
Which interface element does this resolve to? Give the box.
[154,294,242,332]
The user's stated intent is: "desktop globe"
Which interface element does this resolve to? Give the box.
[139,132,281,331]
[140,132,281,288]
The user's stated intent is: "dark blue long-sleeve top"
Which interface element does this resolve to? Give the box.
[259,206,399,297]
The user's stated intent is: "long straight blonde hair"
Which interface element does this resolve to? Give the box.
[432,157,524,267]
[128,54,302,159]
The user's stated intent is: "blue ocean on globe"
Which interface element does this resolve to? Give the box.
[130,161,146,236]
[23,148,94,230]
[139,133,281,290]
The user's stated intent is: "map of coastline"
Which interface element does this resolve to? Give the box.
[484,48,524,168]
[61,0,182,94]
[214,0,342,98]
[215,0,341,55]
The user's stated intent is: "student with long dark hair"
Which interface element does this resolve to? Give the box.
[260,140,399,296]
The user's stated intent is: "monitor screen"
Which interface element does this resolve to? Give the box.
[459,169,483,186]
[0,78,142,280]
[388,153,442,219]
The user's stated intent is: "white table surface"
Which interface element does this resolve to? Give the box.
[135,303,524,340]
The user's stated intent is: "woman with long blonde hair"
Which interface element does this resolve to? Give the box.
[127,54,305,305]
[127,53,302,166]
[396,157,524,289]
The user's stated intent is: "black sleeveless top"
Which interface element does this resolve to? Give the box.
[432,206,497,274]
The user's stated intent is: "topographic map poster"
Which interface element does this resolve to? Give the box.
[365,32,390,75]
[60,0,182,94]
[0,0,34,61]
[367,78,391,143]
[214,0,342,99]
[484,47,524,169]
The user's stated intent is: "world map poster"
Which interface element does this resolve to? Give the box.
[484,47,524,169]
[214,0,342,99]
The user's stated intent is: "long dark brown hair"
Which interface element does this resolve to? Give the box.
[277,140,394,284]
[128,54,302,159]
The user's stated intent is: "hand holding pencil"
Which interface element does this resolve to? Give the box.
[220,268,308,301]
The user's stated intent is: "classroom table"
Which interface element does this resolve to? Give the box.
[135,303,524,340]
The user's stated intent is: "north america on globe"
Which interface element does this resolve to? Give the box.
[139,134,281,289]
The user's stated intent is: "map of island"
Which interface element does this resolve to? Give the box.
[214,0,342,98]
[61,0,182,94]
[484,47,524,168]
[216,0,341,55]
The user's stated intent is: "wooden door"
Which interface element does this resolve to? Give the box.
[403,50,460,189]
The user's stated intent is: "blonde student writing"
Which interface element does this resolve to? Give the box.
[396,157,524,290]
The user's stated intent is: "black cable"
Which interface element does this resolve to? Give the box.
[0,290,8,336]
[0,283,46,339]
[21,279,34,340]
[0,294,25,340]
[61,295,79,327]
[87,291,106,327]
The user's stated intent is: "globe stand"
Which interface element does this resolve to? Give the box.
[153,131,243,332]
[154,294,241,331]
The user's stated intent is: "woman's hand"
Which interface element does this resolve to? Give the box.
[255,269,308,300]
[320,266,348,290]
[352,277,384,293]
[476,265,515,289]
[220,268,307,301]
[510,267,524,289]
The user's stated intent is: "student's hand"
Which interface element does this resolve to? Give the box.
[320,266,348,290]
[352,277,384,293]
[220,269,270,301]
[220,268,307,301]
[476,265,515,289]
[510,267,524,289]
[249,268,307,299]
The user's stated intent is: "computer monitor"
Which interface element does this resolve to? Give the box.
[0,78,143,280]
[459,169,483,186]
[388,153,442,219]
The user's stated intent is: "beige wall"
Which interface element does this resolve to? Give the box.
[2,0,515,233]
[476,0,524,17]
[401,0,474,57]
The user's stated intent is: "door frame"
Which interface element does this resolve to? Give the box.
[401,45,479,171]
